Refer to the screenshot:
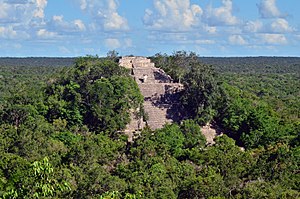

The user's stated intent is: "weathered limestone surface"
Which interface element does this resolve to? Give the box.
[119,56,154,69]
[119,56,183,132]
[120,56,219,144]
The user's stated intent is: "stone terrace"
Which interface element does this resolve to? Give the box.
[119,56,183,132]
[119,56,219,144]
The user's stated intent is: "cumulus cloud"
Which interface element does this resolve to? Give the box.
[79,0,128,31]
[34,0,47,18]
[0,25,30,39]
[36,29,58,39]
[259,33,287,44]
[0,0,47,23]
[49,15,86,32]
[244,20,263,33]
[0,2,9,19]
[270,18,293,33]
[204,25,217,34]
[143,0,203,30]
[0,26,17,39]
[74,19,86,31]
[204,0,239,26]
[243,18,294,36]
[0,0,48,41]
[104,37,133,49]
[0,1,33,23]
[229,35,247,45]
[257,0,282,18]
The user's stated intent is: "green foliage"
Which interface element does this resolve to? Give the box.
[152,51,221,125]
[151,51,199,83]
[180,63,220,125]
[1,156,70,198]
[217,83,294,148]
[180,119,206,148]
[0,55,299,198]
[30,157,70,198]
[220,73,300,123]
[45,56,143,132]
[99,190,142,199]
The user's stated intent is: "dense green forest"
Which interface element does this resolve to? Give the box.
[0,53,299,198]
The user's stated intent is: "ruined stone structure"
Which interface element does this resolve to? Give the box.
[119,56,155,69]
[120,56,219,144]
[119,56,183,135]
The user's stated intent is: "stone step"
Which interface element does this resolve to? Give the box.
[119,56,184,133]
[138,84,166,97]
[133,62,155,68]
[132,68,156,84]
[142,100,171,130]
[133,68,155,76]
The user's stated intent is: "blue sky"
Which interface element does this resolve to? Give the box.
[0,0,299,57]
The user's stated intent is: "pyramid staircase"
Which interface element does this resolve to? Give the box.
[119,57,183,133]
[119,56,220,144]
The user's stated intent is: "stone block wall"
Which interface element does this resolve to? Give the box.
[119,56,183,131]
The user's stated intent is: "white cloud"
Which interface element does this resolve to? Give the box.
[143,0,203,30]
[79,0,129,31]
[270,18,293,33]
[229,35,247,45]
[74,19,86,31]
[0,0,48,42]
[0,25,30,39]
[36,29,58,39]
[80,0,87,10]
[257,0,282,18]
[105,38,121,49]
[0,0,47,23]
[49,15,86,32]
[195,39,215,45]
[104,38,133,49]
[34,0,47,18]
[244,20,263,33]
[0,2,9,19]
[204,25,217,34]
[104,11,127,30]
[53,15,63,22]
[259,33,287,44]
[0,26,17,39]
[146,31,218,47]
[204,0,239,26]
[243,18,295,35]
[5,0,29,4]
[147,32,189,44]
[0,1,33,23]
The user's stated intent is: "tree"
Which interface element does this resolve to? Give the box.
[151,51,199,83]
[180,120,206,149]
[45,56,144,133]
[2,157,70,198]
[217,83,291,148]
[107,50,120,62]
[181,64,220,125]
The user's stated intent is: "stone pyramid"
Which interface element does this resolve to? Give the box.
[119,56,183,133]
